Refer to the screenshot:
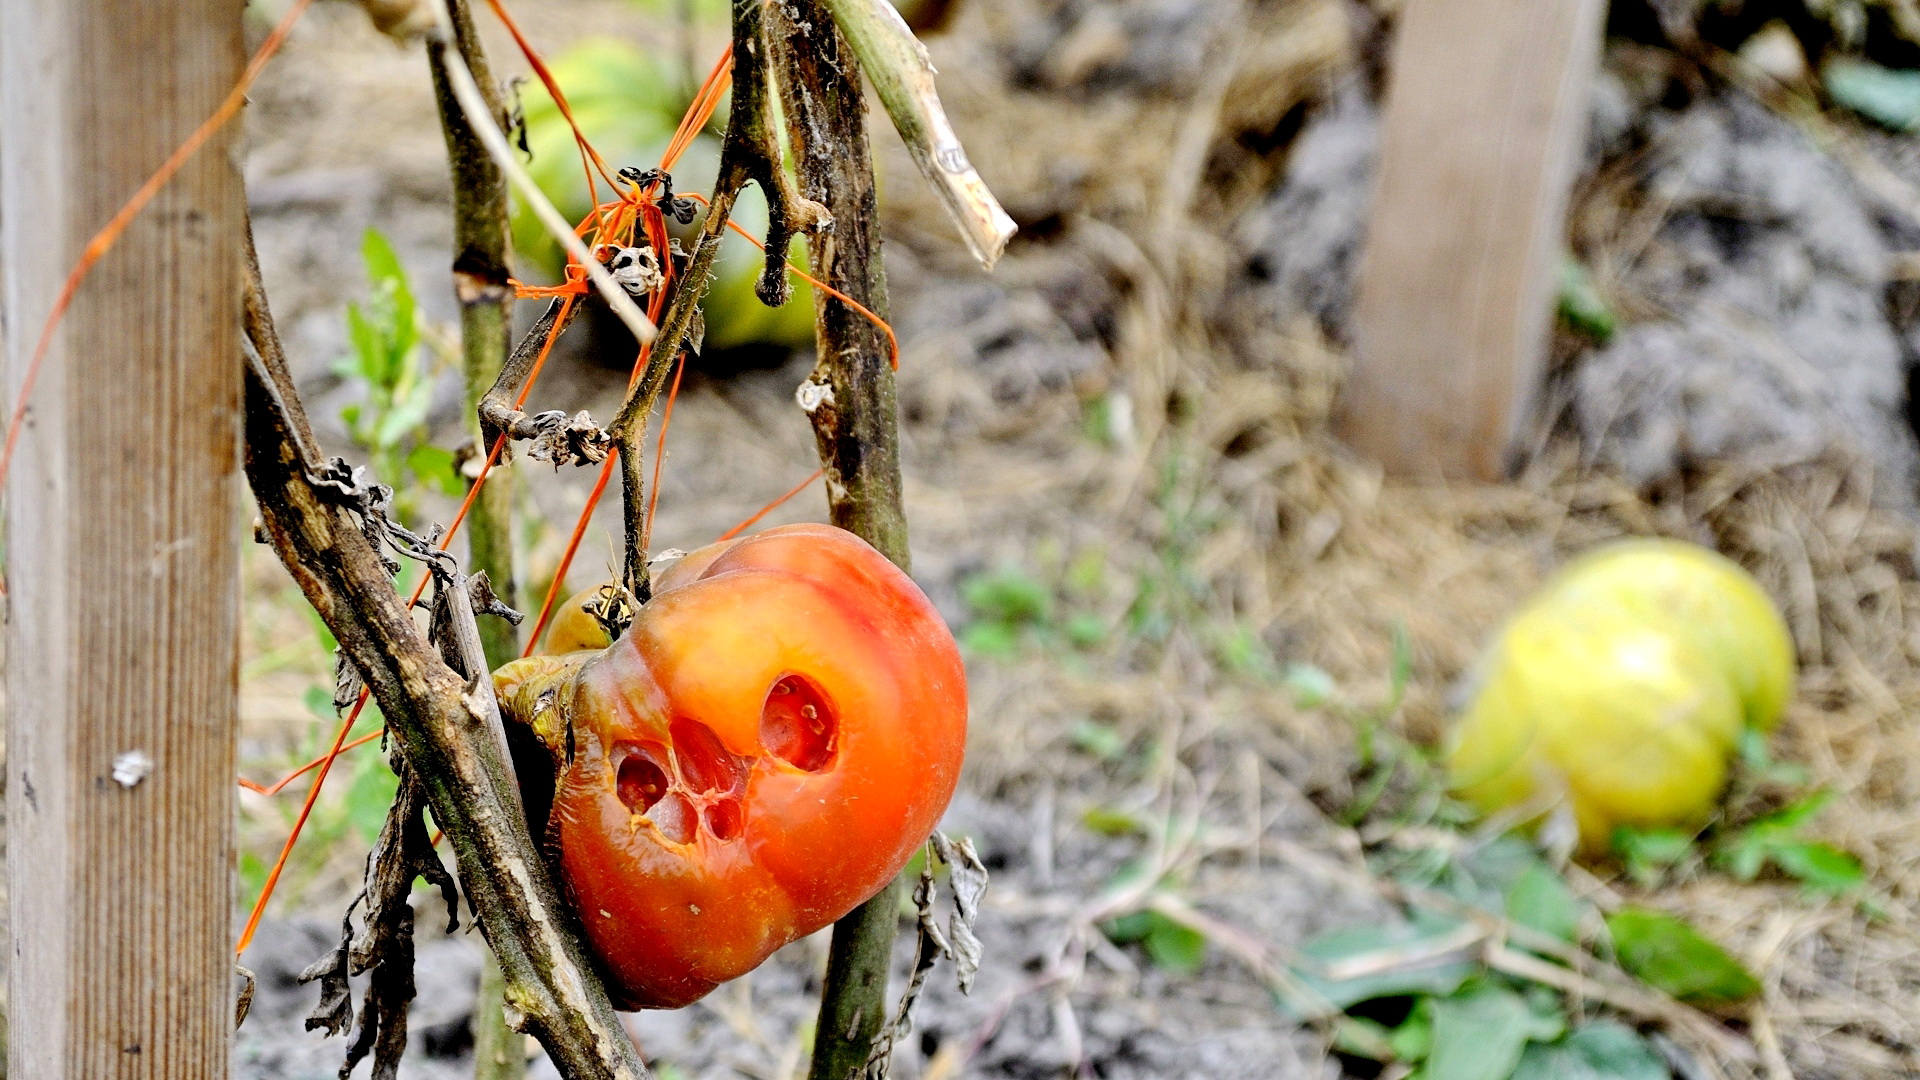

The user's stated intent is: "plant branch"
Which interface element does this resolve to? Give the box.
[771,0,909,569]
[421,0,657,347]
[425,6,526,1073]
[606,0,827,600]
[477,299,570,445]
[242,237,648,1080]
[816,0,1014,268]
[768,5,914,1076]
[427,0,517,665]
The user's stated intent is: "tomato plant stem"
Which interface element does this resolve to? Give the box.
[427,6,527,1076]
[243,219,648,1080]
[428,0,518,673]
[606,0,826,601]
[769,3,914,1074]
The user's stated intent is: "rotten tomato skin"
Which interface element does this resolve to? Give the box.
[537,538,756,656]
[498,524,967,1009]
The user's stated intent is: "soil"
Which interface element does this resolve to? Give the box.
[104,0,1920,1077]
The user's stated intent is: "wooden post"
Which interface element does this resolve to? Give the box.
[1340,0,1605,480]
[2,2,245,1077]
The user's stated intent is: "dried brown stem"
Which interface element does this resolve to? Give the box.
[770,0,908,567]
[606,0,826,599]
[242,240,648,1080]
[423,20,540,1065]
[477,298,584,453]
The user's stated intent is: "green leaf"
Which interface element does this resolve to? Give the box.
[960,566,1052,626]
[1714,830,1770,882]
[1425,983,1537,1080]
[303,684,336,720]
[1283,662,1336,708]
[1520,986,1568,1043]
[1712,790,1863,894]
[368,368,433,445]
[337,402,366,443]
[1511,1021,1670,1080]
[1100,857,1158,897]
[1386,622,1413,714]
[1605,908,1760,1005]
[1065,548,1107,595]
[1214,623,1281,682]
[1824,58,1920,132]
[1731,732,1813,800]
[1064,612,1108,649]
[959,621,1021,659]
[1070,719,1126,760]
[1144,914,1208,973]
[1613,825,1697,887]
[345,742,399,848]
[1768,841,1865,896]
[1290,915,1478,1011]
[1505,864,1584,943]
[1558,256,1616,343]
[238,846,271,899]
[1388,998,1434,1062]
[360,231,416,360]
[361,227,408,295]
[406,444,465,497]
[1081,806,1146,836]
[1613,826,1695,868]
[1098,909,1206,973]
[343,303,379,375]
[1101,910,1155,944]
[1754,789,1834,832]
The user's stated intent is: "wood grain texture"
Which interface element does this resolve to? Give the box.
[1,2,245,1077]
[1341,0,1605,480]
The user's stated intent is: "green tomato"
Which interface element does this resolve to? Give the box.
[513,39,815,352]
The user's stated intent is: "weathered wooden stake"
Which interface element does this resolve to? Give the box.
[2,1,246,1076]
[1341,0,1605,480]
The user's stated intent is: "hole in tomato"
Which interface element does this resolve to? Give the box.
[705,799,743,840]
[670,718,745,793]
[652,792,696,844]
[760,674,836,772]
[614,747,670,815]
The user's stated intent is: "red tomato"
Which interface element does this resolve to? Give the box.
[496,524,967,1009]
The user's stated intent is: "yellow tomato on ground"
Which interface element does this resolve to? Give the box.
[1446,539,1794,851]
[1537,539,1795,730]
[1448,605,1743,849]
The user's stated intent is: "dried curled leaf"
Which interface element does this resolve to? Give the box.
[861,829,990,1079]
[333,648,366,713]
[300,759,459,1080]
[299,907,359,1038]
[235,965,257,1031]
[342,913,417,1080]
[932,831,987,993]
[524,410,612,469]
